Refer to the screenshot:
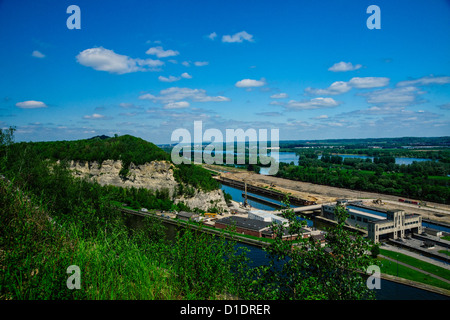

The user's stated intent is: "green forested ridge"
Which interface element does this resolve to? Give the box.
[278,136,450,149]
[17,134,170,164]
[5,134,219,193]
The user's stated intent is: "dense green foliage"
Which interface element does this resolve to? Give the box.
[0,129,246,299]
[278,136,450,150]
[245,203,378,299]
[0,175,251,299]
[276,151,450,204]
[173,163,221,192]
[1,127,382,300]
[3,133,219,193]
[19,134,170,164]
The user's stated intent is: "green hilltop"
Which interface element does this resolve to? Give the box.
[6,134,220,192]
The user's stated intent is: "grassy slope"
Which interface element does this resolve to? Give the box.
[378,249,450,291]
[0,178,180,300]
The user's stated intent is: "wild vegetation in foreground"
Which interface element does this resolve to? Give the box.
[1,127,379,300]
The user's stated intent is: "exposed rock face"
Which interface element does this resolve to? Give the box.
[68,159,228,212]
[175,189,229,213]
[70,159,178,194]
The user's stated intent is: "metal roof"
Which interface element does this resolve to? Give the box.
[216,216,272,231]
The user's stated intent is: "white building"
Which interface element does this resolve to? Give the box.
[248,210,289,225]
[322,202,422,244]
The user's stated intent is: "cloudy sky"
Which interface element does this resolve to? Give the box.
[1,0,449,144]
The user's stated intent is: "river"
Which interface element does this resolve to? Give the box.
[125,212,448,300]
[217,184,449,300]
[258,152,435,175]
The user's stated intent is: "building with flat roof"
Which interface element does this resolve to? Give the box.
[176,211,196,221]
[215,216,304,240]
[248,210,289,225]
[322,202,422,244]
[368,210,422,243]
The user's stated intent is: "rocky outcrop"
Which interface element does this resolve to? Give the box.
[70,159,178,194]
[68,159,228,212]
[175,189,229,213]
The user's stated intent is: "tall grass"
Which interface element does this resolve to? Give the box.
[0,178,181,299]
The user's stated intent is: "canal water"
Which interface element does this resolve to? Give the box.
[124,178,448,300]
[216,184,449,300]
[126,213,448,300]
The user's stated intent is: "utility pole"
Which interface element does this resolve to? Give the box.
[244,180,248,207]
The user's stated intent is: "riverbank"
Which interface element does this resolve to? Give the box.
[377,245,450,297]
[205,166,450,225]
[120,207,273,248]
[120,205,450,298]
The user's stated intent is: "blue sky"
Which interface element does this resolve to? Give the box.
[0,0,449,144]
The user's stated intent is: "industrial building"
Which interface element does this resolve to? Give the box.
[368,210,422,243]
[321,201,422,244]
[247,210,289,225]
[215,216,305,240]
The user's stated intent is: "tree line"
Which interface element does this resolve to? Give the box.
[2,133,220,194]
[275,152,450,204]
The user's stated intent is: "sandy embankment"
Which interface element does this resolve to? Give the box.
[219,170,450,225]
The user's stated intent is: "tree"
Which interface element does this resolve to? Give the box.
[244,202,378,300]
[0,126,16,170]
[371,243,380,258]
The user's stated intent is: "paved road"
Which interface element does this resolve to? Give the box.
[382,200,450,216]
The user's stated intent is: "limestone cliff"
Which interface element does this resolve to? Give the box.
[68,159,228,212]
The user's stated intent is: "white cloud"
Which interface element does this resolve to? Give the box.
[139,87,230,103]
[158,72,192,82]
[235,78,266,88]
[158,75,181,83]
[76,47,163,74]
[348,77,390,88]
[194,61,209,67]
[222,31,254,43]
[207,32,217,40]
[270,93,288,99]
[328,61,362,72]
[362,86,424,107]
[397,75,450,87]
[119,112,138,117]
[305,81,351,95]
[31,50,45,58]
[83,113,107,120]
[135,58,165,68]
[119,103,141,109]
[313,115,329,119]
[163,101,190,109]
[305,77,389,95]
[138,93,156,100]
[286,97,340,110]
[182,61,190,67]
[146,46,179,58]
[15,100,47,109]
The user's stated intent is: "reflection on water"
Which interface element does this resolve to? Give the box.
[258,152,434,175]
[125,213,449,301]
